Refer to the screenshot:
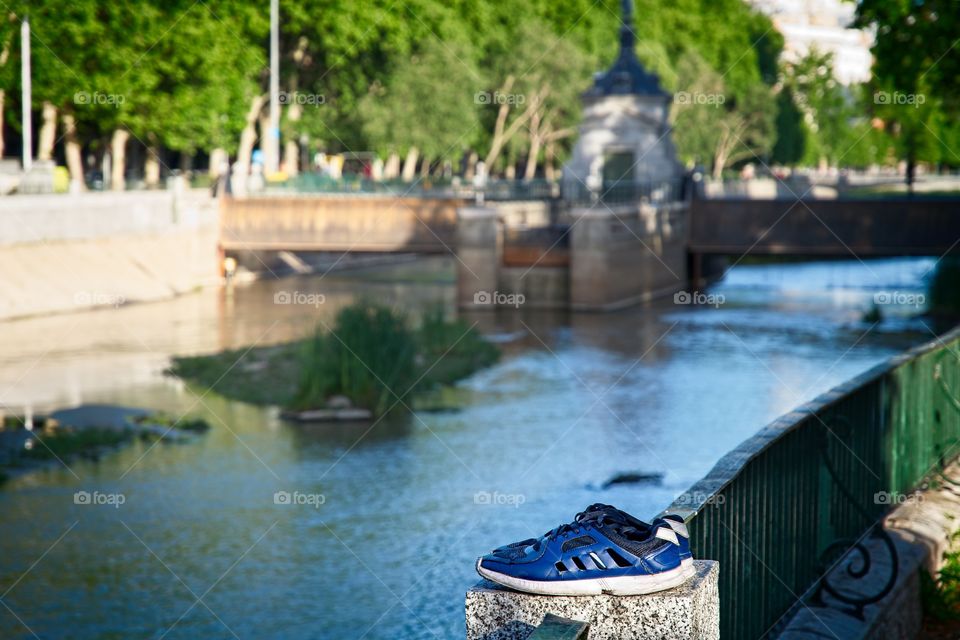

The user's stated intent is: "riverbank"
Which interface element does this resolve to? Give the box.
[167,303,499,416]
[0,405,210,484]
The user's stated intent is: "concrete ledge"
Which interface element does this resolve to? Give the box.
[465,560,719,640]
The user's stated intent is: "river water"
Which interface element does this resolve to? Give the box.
[0,256,939,639]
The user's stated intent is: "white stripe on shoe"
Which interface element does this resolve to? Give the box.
[477,558,695,596]
[664,519,690,538]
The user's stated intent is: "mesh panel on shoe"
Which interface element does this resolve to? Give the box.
[601,526,665,560]
[492,542,535,560]
[561,535,596,552]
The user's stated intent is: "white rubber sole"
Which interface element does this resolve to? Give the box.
[477,558,696,596]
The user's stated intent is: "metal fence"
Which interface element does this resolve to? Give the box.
[663,327,960,639]
[271,173,686,205]
[562,179,687,205]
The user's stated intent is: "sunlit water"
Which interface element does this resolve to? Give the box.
[0,256,939,639]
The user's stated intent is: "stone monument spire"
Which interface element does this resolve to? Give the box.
[585,0,668,97]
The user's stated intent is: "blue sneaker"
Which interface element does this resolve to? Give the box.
[476,504,694,596]
[654,514,693,570]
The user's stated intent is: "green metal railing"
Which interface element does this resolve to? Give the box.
[663,327,960,639]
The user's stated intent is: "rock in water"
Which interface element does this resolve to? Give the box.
[602,471,664,489]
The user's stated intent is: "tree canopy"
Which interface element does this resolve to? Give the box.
[3,0,953,185]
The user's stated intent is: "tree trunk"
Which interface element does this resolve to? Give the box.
[283,101,302,177]
[0,32,7,159]
[524,110,542,181]
[37,102,57,161]
[0,89,5,158]
[484,81,545,170]
[61,113,85,191]
[401,147,419,182]
[465,151,478,180]
[110,129,130,191]
[236,94,267,178]
[208,148,228,178]
[144,143,161,188]
[384,152,400,180]
[544,142,556,182]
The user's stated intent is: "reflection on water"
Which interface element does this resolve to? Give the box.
[0,256,938,639]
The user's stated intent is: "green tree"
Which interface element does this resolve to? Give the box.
[857,0,960,185]
[776,49,853,168]
[359,38,481,181]
[479,18,595,178]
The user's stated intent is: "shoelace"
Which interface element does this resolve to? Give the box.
[532,504,643,551]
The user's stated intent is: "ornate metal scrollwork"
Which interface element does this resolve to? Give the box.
[808,416,899,620]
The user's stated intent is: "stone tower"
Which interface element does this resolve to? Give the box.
[563,0,681,198]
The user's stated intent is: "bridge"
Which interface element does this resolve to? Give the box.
[220,193,960,274]
[688,196,960,257]
[219,195,464,253]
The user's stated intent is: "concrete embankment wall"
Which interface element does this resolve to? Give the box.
[220,194,466,252]
[0,190,220,321]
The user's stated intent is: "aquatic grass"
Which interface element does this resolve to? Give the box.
[130,413,211,433]
[21,428,132,460]
[169,302,500,416]
[168,342,302,406]
[292,303,419,416]
[414,306,500,389]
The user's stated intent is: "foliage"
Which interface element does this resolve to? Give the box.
[131,413,211,433]
[928,257,960,318]
[293,303,419,416]
[663,11,780,174]
[856,0,960,113]
[359,38,481,162]
[168,342,303,407]
[169,303,499,417]
[0,0,877,179]
[414,307,499,388]
[856,1,960,180]
[20,428,130,460]
[777,49,852,167]
[922,533,960,621]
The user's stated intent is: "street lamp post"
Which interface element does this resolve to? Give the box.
[267,0,280,175]
[21,15,32,172]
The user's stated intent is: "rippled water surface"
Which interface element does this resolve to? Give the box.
[0,256,938,639]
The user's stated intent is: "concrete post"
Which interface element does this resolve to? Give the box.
[457,206,500,309]
[466,560,719,640]
[569,202,688,310]
[569,205,618,310]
